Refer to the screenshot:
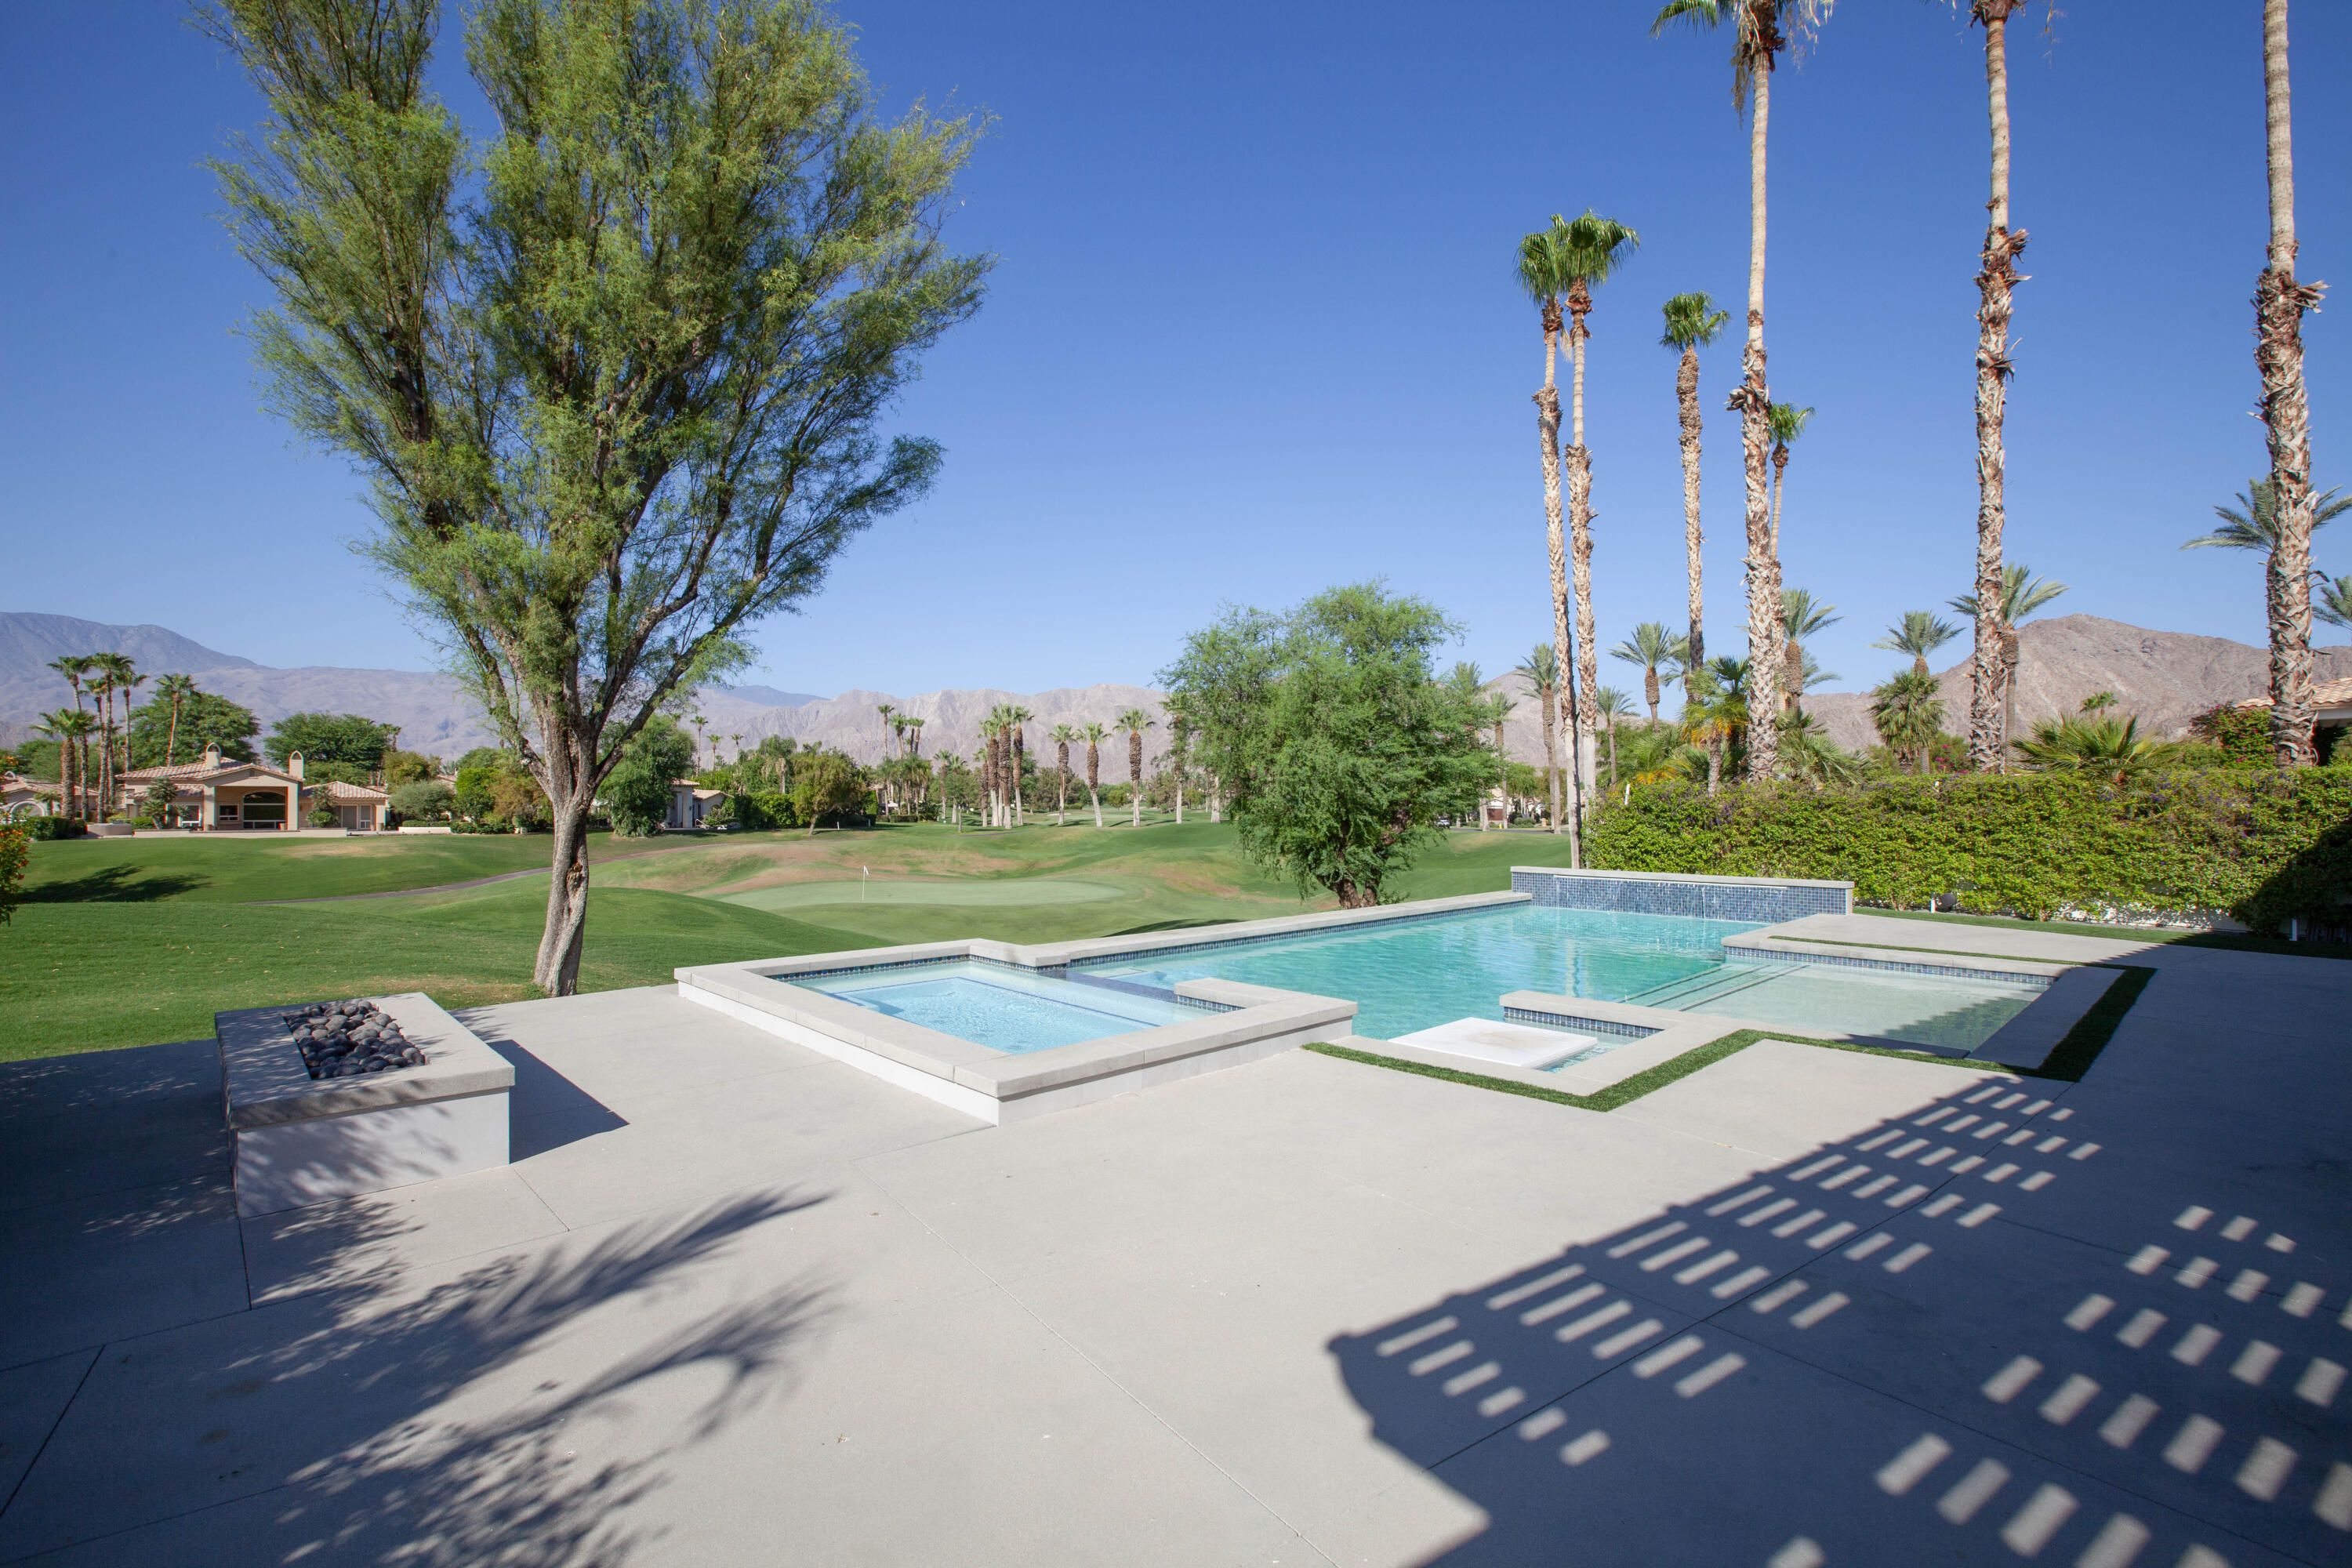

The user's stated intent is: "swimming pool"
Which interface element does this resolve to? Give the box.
[1075,905,2042,1052]
[789,960,1203,1054]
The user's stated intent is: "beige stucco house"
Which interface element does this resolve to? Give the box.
[120,746,392,831]
[2,771,57,818]
[667,780,728,829]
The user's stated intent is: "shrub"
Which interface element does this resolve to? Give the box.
[309,807,341,827]
[389,779,454,821]
[17,815,83,841]
[602,717,697,837]
[2187,702,2274,768]
[732,789,793,830]
[1585,768,2352,933]
[702,795,737,829]
[0,825,24,924]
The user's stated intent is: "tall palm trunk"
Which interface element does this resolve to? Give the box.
[1087,742,1103,829]
[165,690,183,767]
[1737,52,1781,779]
[1535,316,1584,863]
[1012,726,1026,826]
[1643,666,1661,728]
[1676,343,1707,669]
[1969,0,2029,772]
[1566,284,1601,772]
[1537,681,1559,829]
[2256,0,2322,764]
[1056,740,1069,826]
[1127,731,1143,828]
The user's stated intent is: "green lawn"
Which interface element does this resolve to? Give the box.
[2,823,1574,1060]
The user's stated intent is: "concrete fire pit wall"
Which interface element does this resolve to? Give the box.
[216,991,514,1217]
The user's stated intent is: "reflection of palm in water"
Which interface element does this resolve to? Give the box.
[1331,1073,2349,1567]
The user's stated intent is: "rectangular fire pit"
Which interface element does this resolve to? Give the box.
[216,992,514,1217]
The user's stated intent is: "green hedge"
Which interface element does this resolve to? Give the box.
[1585,771,2352,932]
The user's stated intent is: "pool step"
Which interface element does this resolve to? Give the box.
[1626,961,1804,1011]
[1391,1018,1600,1072]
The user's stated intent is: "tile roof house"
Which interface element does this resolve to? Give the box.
[119,746,391,831]
[2232,675,2352,726]
[2,771,57,818]
[668,780,729,830]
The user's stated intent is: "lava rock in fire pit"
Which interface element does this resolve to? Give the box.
[281,999,430,1080]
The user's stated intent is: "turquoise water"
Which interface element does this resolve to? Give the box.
[1078,906,2042,1051]
[790,960,1198,1054]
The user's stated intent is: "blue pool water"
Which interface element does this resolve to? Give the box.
[1077,906,2042,1053]
[790,960,1199,1054]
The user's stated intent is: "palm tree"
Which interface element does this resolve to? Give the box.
[1780,712,1863,788]
[153,673,199,767]
[1166,699,1192,825]
[1048,723,1077,826]
[46,655,92,719]
[1778,587,1838,717]
[1950,563,2067,764]
[1653,0,1834,779]
[1661,292,1731,668]
[1008,706,1034,826]
[982,706,1016,826]
[85,652,140,817]
[903,716,924,759]
[1959,0,2034,775]
[1681,657,1751,797]
[876,703,895,763]
[1520,215,1588,863]
[1081,721,1108,829]
[2253,0,2325,764]
[1512,644,1564,833]
[1609,622,1685,726]
[1485,684,1516,831]
[33,710,76,819]
[1554,211,1642,750]
[1116,708,1154,827]
[1592,686,1635,784]
[2318,574,2352,633]
[2014,713,2187,783]
[1765,400,1811,561]
[88,652,133,816]
[1869,670,1947,775]
[1871,611,1963,678]
[46,655,94,805]
[2184,477,2348,553]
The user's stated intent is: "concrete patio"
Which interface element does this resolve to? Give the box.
[0,924,2344,1566]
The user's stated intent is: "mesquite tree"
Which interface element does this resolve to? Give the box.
[207,0,988,992]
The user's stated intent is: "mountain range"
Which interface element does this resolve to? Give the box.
[0,612,1165,765]
[5,610,2344,771]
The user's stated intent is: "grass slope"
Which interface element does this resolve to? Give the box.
[0,879,866,1061]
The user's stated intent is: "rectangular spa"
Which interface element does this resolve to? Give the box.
[790,960,1198,1053]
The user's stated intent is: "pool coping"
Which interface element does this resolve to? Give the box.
[1721,933,2066,985]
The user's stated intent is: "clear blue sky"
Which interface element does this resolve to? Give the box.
[4,1,2345,699]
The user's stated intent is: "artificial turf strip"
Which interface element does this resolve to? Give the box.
[1302,1027,2009,1115]
[2016,964,2156,1083]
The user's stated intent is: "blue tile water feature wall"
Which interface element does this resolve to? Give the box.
[1512,869,1849,924]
